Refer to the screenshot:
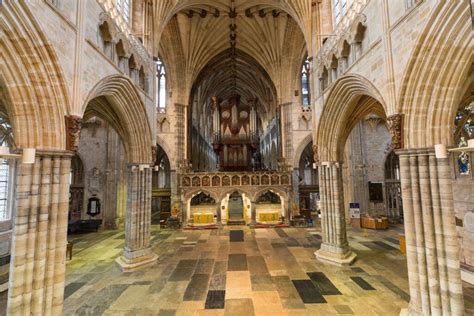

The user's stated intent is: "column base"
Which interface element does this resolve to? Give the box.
[314,248,357,266]
[116,248,158,272]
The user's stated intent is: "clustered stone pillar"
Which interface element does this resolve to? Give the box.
[250,201,256,225]
[7,151,72,315]
[216,204,222,224]
[315,162,356,265]
[398,149,464,316]
[116,165,157,272]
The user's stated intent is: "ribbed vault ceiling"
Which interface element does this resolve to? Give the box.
[158,0,307,126]
[191,48,277,121]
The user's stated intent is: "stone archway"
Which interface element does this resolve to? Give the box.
[315,74,389,266]
[395,2,472,314]
[83,75,153,164]
[81,75,156,272]
[1,2,73,314]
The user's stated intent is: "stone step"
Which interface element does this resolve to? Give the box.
[227,219,246,225]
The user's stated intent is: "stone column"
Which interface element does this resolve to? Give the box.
[116,165,157,272]
[7,151,72,315]
[216,204,222,224]
[250,201,256,225]
[291,168,300,216]
[315,162,356,265]
[398,148,464,316]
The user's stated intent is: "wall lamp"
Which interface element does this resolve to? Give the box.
[0,147,36,164]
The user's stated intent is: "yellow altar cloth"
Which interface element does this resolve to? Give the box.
[193,212,214,225]
[258,211,279,223]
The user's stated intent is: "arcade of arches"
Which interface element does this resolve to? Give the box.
[0,0,473,315]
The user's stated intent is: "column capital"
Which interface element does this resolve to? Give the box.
[395,147,435,156]
[35,149,74,159]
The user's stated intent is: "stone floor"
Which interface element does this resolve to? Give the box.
[61,225,412,315]
[1,225,473,315]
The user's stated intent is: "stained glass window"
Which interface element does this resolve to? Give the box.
[301,57,310,107]
[454,102,473,175]
[156,58,167,113]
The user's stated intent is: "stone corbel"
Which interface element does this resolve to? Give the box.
[65,115,83,151]
[349,13,367,44]
[364,114,382,131]
[98,12,119,41]
[114,32,132,57]
[387,114,404,150]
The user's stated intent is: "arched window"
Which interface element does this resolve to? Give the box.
[116,0,130,24]
[0,116,14,220]
[454,101,473,175]
[155,57,167,112]
[301,57,310,107]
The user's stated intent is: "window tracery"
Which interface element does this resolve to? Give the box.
[301,57,310,107]
[454,101,473,175]
[156,58,167,112]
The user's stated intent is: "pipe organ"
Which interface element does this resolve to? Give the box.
[212,95,259,171]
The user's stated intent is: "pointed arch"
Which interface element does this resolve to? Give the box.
[83,75,153,163]
[293,133,314,169]
[316,74,387,162]
[0,1,71,149]
[397,1,473,148]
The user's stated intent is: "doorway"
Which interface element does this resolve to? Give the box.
[228,191,244,223]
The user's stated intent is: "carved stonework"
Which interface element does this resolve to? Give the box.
[271,174,279,185]
[232,175,240,186]
[222,176,230,186]
[312,143,320,165]
[365,115,382,131]
[212,176,220,186]
[192,176,201,187]
[65,115,83,151]
[151,146,157,161]
[182,176,191,186]
[251,175,259,185]
[387,114,404,150]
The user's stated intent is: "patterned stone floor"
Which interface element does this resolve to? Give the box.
[2,225,473,315]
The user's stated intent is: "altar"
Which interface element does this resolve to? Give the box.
[193,212,215,225]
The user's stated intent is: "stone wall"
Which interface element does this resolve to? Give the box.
[452,170,474,272]
[76,118,126,229]
[343,120,392,218]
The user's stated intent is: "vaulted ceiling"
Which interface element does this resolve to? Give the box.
[156,0,309,128]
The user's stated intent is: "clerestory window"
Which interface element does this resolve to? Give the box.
[156,58,167,112]
[117,0,130,24]
[301,57,310,107]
